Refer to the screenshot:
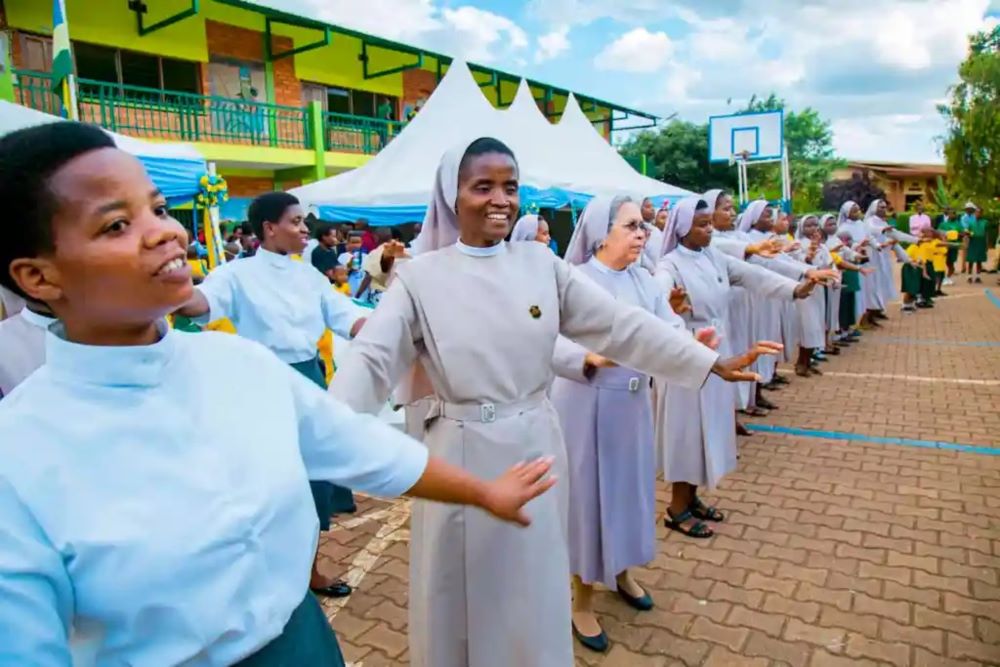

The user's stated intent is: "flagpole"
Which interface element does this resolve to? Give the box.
[63,74,78,120]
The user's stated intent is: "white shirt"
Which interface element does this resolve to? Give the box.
[196,248,366,363]
[0,322,428,665]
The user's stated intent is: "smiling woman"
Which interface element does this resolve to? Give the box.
[0,122,563,666]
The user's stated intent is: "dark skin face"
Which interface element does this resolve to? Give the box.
[799,216,819,241]
[319,230,337,249]
[680,210,714,250]
[876,200,887,218]
[754,206,774,233]
[8,148,191,346]
[849,204,862,220]
[534,218,551,245]
[712,194,736,231]
[260,203,308,255]
[456,152,519,247]
[823,219,838,237]
[640,198,655,223]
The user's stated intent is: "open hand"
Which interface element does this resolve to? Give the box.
[806,268,839,284]
[584,352,617,370]
[784,241,802,253]
[481,457,558,526]
[695,326,720,350]
[860,267,875,276]
[669,287,691,314]
[711,341,784,383]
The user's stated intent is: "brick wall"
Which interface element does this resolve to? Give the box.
[226,175,275,197]
[402,68,437,117]
[205,20,301,107]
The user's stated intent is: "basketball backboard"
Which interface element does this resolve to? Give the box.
[708,110,783,163]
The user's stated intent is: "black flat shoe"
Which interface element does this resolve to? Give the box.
[736,421,752,436]
[572,623,609,653]
[311,580,352,598]
[618,586,654,611]
[756,396,778,410]
[772,374,790,385]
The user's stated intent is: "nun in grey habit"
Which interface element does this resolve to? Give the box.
[549,195,702,651]
[655,197,812,537]
[330,137,763,667]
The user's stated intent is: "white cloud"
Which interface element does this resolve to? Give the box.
[536,26,570,63]
[595,28,673,73]
[268,0,529,64]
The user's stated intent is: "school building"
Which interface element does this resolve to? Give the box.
[0,0,656,217]
[832,160,949,213]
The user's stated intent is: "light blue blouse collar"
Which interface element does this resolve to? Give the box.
[20,308,57,329]
[46,319,176,388]
[456,239,506,257]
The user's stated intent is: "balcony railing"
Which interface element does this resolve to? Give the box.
[326,111,404,154]
[12,69,403,155]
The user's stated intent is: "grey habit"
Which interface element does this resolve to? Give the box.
[330,140,720,667]
[550,196,682,589]
[656,198,798,487]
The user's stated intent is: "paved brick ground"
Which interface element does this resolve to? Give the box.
[319,278,1000,667]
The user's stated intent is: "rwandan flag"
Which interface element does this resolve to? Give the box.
[51,0,77,119]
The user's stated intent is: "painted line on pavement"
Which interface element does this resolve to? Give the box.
[987,289,1000,309]
[323,499,411,621]
[746,424,1000,456]
[819,371,1000,386]
[864,336,1000,348]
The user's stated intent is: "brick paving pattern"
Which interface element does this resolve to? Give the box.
[320,279,1000,666]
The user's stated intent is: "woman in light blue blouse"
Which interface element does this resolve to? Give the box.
[0,122,556,666]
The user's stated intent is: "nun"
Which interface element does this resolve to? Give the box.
[549,195,717,652]
[792,215,833,375]
[330,137,770,667]
[866,199,917,307]
[655,198,813,537]
[836,200,883,328]
[700,189,779,424]
[510,213,552,245]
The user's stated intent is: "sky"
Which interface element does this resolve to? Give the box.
[266,0,1000,163]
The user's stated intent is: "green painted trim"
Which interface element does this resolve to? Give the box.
[187,142,315,166]
[219,167,276,177]
[308,100,326,180]
[361,42,423,79]
[266,20,331,60]
[325,151,372,169]
[0,34,14,102]
[132,0,200,37]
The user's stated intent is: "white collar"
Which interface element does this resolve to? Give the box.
[588,256,629,275]
[20,308,57,330]
[456,240,506,257]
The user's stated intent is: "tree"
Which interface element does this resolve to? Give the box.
[940,25,1000,216]
[619,120,737,193]
[820,171,887,212]
[741,94,843,212]
[619,94,841,211]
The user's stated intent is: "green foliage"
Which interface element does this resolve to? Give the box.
[741,94,844,213]
[618,120,737,193]
[940,25,1000,208]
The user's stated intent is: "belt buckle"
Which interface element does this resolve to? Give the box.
[480,403,496,423]
[628,377,640,393]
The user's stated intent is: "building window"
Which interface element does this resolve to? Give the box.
[303,82,397,119]
[72,41,200,94]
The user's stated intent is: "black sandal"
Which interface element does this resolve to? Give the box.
[690,497,725,522]
[664,508,714,538]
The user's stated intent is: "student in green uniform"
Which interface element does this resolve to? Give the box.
[962,202,987,283]
[938,209,963,283]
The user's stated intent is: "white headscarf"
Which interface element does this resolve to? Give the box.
[410,137,479,255]
[865,199,888,233]
[661,197,702,257]
[837,200,858,227]
[510,214,541,242]
[820,213,840,249]
[795,214,818,240]
[702,189,725,212]
[564,196,618,266]
[738,199,769,233]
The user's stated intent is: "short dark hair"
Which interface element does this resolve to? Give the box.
[458,137,517,181]
[0,123,116,298]
[247,192,299,238]
[315,223,337,241]
[390,227,403,241]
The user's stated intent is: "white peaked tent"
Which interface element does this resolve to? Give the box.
[291,61,690,216]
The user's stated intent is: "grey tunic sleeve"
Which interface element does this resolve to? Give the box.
[722,252,799,301]
[553,259,718,390]
[551,336,589,382]
[329,278,420,414]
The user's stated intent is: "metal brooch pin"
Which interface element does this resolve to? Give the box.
[529,305,542,319]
